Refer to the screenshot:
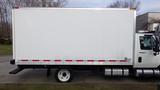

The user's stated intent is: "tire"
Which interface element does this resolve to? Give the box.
[55,68,72,83]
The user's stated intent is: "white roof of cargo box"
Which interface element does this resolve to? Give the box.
[13,7,133,11]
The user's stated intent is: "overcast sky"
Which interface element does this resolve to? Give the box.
[65,0,160,15]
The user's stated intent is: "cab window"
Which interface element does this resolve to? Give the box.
[140,36,153,50]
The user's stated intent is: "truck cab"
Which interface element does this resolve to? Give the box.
[133,31,160,76]
[135,33,159,68]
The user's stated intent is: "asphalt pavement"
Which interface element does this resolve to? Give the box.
[0,55,160,85]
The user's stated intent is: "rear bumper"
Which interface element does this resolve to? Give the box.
[10,59,15,65]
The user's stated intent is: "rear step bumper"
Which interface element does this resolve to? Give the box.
[9,68,23,74]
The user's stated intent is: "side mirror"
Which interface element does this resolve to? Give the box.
[152,36,160,56]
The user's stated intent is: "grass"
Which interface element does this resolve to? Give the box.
[0,83,157,90]
[0,44,12,56]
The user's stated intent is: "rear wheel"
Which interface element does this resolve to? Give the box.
[55,68,72,83]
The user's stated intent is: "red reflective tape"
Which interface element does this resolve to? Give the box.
[43,60,51,62]
[109,60,117,62]
[120,60,127,62]
[65,60,72,62]
[87,60,94,62]
[54,60,61,62]
[32,60,40,62]
[98,60,105,62]
[21,60,28,61]
[76,60,83,62]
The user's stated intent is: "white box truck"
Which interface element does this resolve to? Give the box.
[10,8,160,82]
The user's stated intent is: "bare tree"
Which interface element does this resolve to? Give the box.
[8,0,67,8]
[108,0,140,11]
[0,0,11,43]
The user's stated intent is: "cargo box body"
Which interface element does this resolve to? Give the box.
[12,8,135,65]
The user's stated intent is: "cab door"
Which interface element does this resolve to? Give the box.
[134,33,160,68]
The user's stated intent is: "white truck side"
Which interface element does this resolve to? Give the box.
[10,8,160,82]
